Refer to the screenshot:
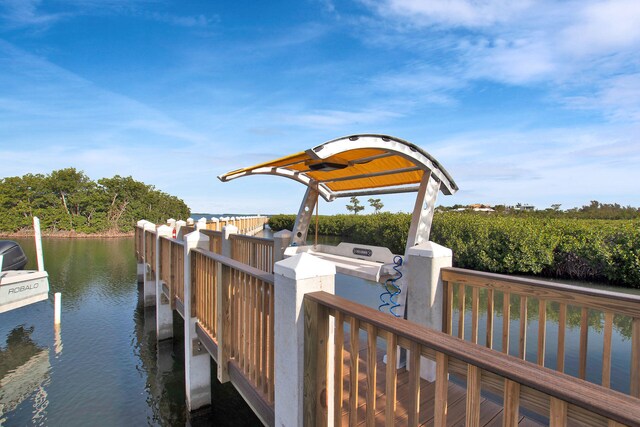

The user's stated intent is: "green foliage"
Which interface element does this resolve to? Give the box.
[0,169,190,234]
[268,212,640,288]
[345,196,364,215]
[368,198,383,213]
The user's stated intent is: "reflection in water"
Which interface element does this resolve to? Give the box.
[1,238,258,426]
[0,326,50,421]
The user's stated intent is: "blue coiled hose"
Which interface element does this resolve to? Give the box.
[378,255,403,317]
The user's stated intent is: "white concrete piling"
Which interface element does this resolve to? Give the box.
[54,292,61,325]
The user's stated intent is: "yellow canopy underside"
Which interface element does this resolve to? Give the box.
[221,148,425,193]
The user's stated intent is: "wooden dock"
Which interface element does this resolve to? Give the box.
[135,221,640,427]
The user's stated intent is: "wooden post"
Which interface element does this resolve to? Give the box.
[405,241,452,381]
[156,225,174,341]
[216,262,231,383]
[143,222,157,307]
[182,230,211,411]
[274,253,336,427]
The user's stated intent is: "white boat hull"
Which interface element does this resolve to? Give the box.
[0,271,49,314]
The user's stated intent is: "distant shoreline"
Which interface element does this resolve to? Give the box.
[0,230,134,239]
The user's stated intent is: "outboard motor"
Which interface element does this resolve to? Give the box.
[0,240,28,271]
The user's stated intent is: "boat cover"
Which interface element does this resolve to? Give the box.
[0,240,28,271]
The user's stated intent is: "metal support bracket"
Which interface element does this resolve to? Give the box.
[405,172,440,254]
[291,186,319,246]
[192,338,206,356]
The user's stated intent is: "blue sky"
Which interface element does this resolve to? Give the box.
[1,0,639,215]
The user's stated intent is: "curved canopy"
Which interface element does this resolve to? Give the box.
[218,134,458,201]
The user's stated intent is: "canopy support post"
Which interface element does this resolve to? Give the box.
[405,172,440,254]
[291,186,319,246]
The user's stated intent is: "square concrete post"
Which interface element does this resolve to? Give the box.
[183,230,211,411]
[273,229,292,264]
[221,225,238,258]
[187,217,195,226]
[196,217,207,230]
[405,241,452,381]
[143,222,157,307]
[137,219,150,284]
[274,253,336,427]
[175,219,187,239]
[155,225,174,341]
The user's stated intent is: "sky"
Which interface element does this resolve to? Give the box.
[0,0,639,215]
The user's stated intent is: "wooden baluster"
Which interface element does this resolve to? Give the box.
[408,342,421,427]
[349,317,359,426]
[579,308,589,379]
[471,287,479,344]
[458,284,466,339]
[537,299,546,366]
[334,311,344,427]
[557,303,566,373]
[502,292,510,354]
[444,280,453,335]
[503,379,520,427]
[632,317,640,398]
[549,397,567,427]
[519,296,527,360]
[602,312,613,388]
[366,324,377,426]
[303,298,329,427]
[268,283,275,403]
[466,364,481,427]
[385,332,397,427]
[486,289,494,349]
[434,352,448,426]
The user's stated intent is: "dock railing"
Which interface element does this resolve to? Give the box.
[304,291,640,427]
[136,222,640,426]
[441,267,640,398]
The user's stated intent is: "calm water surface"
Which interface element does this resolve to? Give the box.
[0,237,259,426]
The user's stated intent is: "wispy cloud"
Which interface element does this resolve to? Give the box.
[0,0,66,28]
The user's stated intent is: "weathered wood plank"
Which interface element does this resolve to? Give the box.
[366,323,377,425]
[602,312,613,388]
[503,379,520,427]
[434,352,448,426]
[408,341,421,426]
[466,364,482,427]
[537,299,546,366]
[486,289,494,349]
[385,332,397,427]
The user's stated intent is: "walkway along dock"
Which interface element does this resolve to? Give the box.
[135,135,640,426]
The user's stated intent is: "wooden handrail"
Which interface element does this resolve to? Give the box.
[442,267,640,317]
[229,234,274,244]
[191,248,274,284]
[305,291,640,427]
[441,266,640,398]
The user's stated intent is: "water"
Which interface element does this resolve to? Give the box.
[0,238,259,426]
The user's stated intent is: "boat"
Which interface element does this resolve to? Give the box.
[0,218,50,314]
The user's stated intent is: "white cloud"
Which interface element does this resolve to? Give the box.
[368,0,531,28]
[561,0,640,57]
[0,0,66,28]
[280,108,402,128]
